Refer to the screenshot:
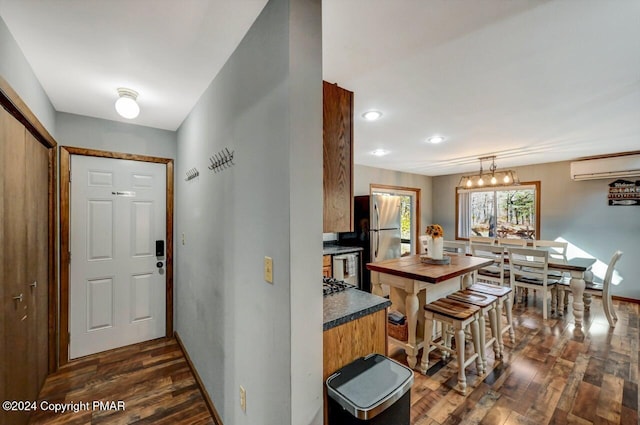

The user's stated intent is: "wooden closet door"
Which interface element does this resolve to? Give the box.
[1,106,30,425]
[0,107,6,413]
[25,130,49,392]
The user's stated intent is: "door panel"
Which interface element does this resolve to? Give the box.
[87,200,114,260]
[86,277,114,330]
[0,108,5,409]
[31,134,50,393]
[70,156,166,359]
[2,108,29,425]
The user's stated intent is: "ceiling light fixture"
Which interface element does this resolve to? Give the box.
[427,135,445,144]
[371,149,389,157]
[362,110,382,121]
[115,88,140,119]
[458,156,519,189]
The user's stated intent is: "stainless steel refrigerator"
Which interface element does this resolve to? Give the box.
[338,194,402,292]
[370,194,402,262]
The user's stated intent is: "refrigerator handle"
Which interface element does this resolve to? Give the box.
[374,202,379,231]
[373,202,380,259]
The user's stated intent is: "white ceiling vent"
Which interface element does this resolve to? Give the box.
[570,154,640,181]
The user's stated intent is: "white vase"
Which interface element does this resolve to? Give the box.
[427,236,444,260]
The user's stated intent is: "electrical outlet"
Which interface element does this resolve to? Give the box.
[264,256,273,283]
[181,233,185,245]
[239,385,246,412]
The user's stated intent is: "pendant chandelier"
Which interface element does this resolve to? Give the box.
[458,156,520,189]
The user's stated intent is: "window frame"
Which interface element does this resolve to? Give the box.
[455,181,541,241]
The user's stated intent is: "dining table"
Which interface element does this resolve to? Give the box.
[367,254,493,369]
[545,256,597,329]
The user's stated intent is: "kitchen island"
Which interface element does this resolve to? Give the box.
[367,254,493,369]
[322,288,390,425]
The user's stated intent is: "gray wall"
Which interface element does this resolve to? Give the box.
[175,0,322,424]
[56,112,176,159]
[433,160,639,300]
[0,16,56,136]
[355,164,434,237]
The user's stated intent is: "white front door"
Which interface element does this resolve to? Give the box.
[70,155,166,359]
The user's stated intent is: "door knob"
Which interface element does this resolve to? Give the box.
[13,293,23,302]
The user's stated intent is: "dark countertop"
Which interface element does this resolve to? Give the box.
[322,245,364,256]
[323,288,391,331]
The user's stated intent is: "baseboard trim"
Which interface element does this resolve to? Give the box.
[612,295,640,305]
[175,332,224,425]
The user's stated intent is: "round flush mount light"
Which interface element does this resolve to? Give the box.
[427,135,445,144]
[371,149,389,157]
[362,110,383,121]
[115,88,140,119]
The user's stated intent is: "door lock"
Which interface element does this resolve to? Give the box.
[156,261,164,269]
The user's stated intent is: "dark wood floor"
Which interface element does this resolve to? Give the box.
[389,295,639,425]
[28,296,638,425]
[29,338,214,425]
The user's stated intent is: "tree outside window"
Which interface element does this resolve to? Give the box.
[461,183,539,240]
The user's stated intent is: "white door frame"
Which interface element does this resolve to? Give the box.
[59,146,174,366]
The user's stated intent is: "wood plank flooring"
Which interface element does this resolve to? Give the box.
[29,338,214,425]
[27,296,639,425]
[391,295,639,425]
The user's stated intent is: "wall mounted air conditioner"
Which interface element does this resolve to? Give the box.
[570,154,640,181]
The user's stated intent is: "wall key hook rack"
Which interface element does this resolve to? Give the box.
[185,168,200,181]
[208,148,235,173]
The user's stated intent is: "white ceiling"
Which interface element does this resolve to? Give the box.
[1,1,639,176]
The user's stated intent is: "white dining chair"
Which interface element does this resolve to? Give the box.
[558,250,623,327]
[508,247,559,320]
[533,240,569,305]
[469,236,495,246]
[419,235,429,254]
[443,240,467,256]
[497,238,527,248]
[470,243,507,287]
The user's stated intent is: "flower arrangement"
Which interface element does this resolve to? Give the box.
[425,224,444,239]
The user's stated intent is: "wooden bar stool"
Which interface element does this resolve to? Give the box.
[447,289,499,370]
[419,298,482,394]
[467,282,515,354]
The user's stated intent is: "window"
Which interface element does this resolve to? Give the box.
[456,182,540,240]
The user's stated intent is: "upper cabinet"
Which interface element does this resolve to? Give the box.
[323,81,354,233]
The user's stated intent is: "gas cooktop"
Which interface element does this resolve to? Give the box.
[323,277,355,296]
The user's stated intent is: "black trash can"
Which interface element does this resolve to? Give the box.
[326,353,414,425]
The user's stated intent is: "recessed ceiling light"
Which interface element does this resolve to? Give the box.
[371,149,389,157]
[362,110,383,121]
[427,136,445,144]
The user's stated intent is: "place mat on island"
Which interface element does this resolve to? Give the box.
[419,255,451,265]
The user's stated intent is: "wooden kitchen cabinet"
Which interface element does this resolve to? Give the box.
[323,81,353,233]
[322,255,332,278]
[323,308,388,425]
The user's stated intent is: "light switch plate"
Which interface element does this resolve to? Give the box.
[240,385,246,412]
[264,257,273,283]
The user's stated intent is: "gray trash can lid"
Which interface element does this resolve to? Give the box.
[326,353,414,420]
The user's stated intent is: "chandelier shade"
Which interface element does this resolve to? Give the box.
[458,156,520,189]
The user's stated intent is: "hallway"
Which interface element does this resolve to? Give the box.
[29,338,214,425]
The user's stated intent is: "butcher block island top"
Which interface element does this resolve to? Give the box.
[367,254,493,283]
